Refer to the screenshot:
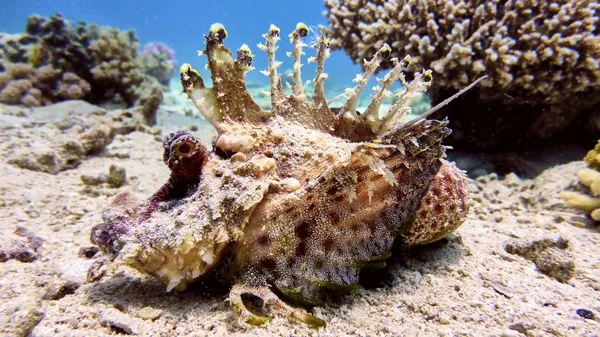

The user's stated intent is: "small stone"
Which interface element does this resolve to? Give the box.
[135,306,163,321]
[500,329,521,337]
[146,126,162,136]
[568,220,587,228]
[509,322,535,334]
[0,227,44,263]
[42,279,79,300]
[190,124,198,131]
[107,165,126,188]
[469,300,483,308]
[99,308,139,335]
[80,174,106,186]
[79,122,115,154]
[576,308,594,320]
[438,315,450,324]
[79,246,99,259]
[87,258,109,282]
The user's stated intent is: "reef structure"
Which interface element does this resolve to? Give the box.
[325,0,600,150]
[91,23,472,327]
[0,14,162,125]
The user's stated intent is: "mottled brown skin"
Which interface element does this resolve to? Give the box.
[232,120,450,304]
[91,23,470,327]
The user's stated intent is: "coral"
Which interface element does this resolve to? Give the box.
[0,63,93,106]
[584,140,600,170]
[0,79,33,105]
[91,23,472,327]
[0,13,162,125]
[325,0,600,150]
[132,83,162,125]
[141,42,177,87]
[57,72,91,100]
[0,32,37,65]
[107,165,127,188]
[561,170,600,221]
[560,140,600,220]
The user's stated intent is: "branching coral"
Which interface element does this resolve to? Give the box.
[0,14,162,125]
[583,139,600,170]
[325,0,600,150]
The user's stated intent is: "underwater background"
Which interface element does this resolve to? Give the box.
[1,0,362,88]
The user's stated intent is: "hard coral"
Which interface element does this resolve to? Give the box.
[584,139,600,170]
[0,14,162,125]
[91,22,472,327]
[141,42,177,87]
[0,63,91,107]
[561,140,600,221]
[325,0,600,150]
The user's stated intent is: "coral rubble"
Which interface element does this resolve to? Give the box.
[0,14,162,125]
[325,0,600,150]
[2,101,117,174]
[91,23,473,327]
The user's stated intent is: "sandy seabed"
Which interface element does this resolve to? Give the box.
[0,100,599,337]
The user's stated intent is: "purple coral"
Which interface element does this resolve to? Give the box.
[142,42,177,87]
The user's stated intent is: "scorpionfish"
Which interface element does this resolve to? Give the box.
[91,22,472,327]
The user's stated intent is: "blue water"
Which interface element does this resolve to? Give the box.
[1,0,364,89]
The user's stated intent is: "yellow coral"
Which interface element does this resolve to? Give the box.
[27,45,44,68]
[560,192,600,216]
[584,140,600,171]
[561,142,600,221]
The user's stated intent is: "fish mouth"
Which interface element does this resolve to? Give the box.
[92,191,230,291]
[91,191,139,255]
[92,221,228,291]
[127,238,230,292]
